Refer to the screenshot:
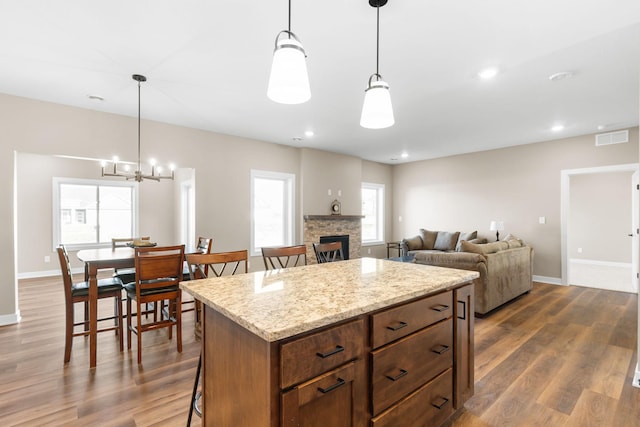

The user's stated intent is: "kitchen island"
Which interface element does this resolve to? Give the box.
[181,257,478,426]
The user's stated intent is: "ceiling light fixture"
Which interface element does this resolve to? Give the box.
[478,67,499,80]
[548,71,573,81]
[267,0,310,104]
[551,124,564,132]
[360,0,394,129]
[101,74,174,182]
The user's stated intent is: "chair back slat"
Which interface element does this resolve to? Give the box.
[186,250,248,279]
[262,245,307,270]
[56,245,74,299]
[135,246,185,292]
[313,241,344,263]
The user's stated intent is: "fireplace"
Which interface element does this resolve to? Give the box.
[303,214,364,264]
[319,235,350,260]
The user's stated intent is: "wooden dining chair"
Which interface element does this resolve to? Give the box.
[112,236,150,284]
[184,249,248,424]
[56,245,124,364]
[125,245,185,364]
[182,236,214,281]
[261,245,307,270]
[313,241,344,263]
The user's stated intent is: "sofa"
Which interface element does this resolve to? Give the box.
[401,229,484,255]
[401,230,533,315]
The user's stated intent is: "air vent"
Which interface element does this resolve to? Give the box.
[595,130,629,146]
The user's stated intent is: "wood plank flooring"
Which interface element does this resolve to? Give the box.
[1,276,638,426]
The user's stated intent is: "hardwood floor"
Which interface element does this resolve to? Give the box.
[1,276,638,426]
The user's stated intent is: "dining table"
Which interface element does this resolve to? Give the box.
[76,247,135,368]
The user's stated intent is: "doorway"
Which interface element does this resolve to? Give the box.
[561,164,639,293]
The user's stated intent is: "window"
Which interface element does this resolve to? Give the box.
[53,178,138,250]
[251,170,295,256]
[362,182,384,244]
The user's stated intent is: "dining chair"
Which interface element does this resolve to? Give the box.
[112,236,151,284]
[184,249,248,424]
[182,236,214,281]
[56,245,124,364]
[125,245,185,364]
[261,244,307,270]
[313,241,344,263]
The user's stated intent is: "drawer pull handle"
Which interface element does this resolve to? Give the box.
[386,369,408,381]
[431,304,449,312]
[432,344,450,355]
[316,345,344,359]
[432,397,449,410]
[386,321,408,331]
[317,377,346,394]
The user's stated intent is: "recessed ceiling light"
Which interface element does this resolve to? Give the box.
[551,125,564,132]
[478,67,499,80]
[548,71,573,82]
[401,152,409,158]
[304,130,314,137]
[87,94,104,101]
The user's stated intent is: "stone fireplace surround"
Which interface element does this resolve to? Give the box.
[303,215,364,263]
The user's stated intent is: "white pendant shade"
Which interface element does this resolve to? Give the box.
[360,79,394,129]
[267,35,311,104]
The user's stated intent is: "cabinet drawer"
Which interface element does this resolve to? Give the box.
[371,291,452,349]
[371,318,452,415]
[281,319,364,389]
[371,368,453,427]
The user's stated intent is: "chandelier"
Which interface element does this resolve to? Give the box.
[101,74,174,182]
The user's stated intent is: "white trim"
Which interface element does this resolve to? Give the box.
[569,259,632,268]
[560,163,639,286]
[0,312,21,326]
[362,182,385,244]
[533,275,563,285]
[18,268,83,279]
[633,364,640,388]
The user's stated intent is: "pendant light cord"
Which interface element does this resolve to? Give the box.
[376,5,380,76]
[137,79,141,172]
[288,0,292,35]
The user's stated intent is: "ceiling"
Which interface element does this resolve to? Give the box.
[1,1,639,164]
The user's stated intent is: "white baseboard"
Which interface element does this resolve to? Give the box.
[633,363,640,389]
[533,275,563,285]
[0,311,21,326]
[17,267,83,280]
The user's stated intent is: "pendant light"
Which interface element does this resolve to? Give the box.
[101,74,175,182]
[360,0,394,129]
[267,0,311,104]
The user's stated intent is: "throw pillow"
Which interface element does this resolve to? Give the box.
[467,238,488,245]
[455,230,478,251]
[419,229,438,249]
[404,235,423,251]
[434,231,460,251]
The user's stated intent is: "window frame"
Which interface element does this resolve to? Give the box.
[52,177,139,251]
[361,182,385,246]
[250,170,295,257]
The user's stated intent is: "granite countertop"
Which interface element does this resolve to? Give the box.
[180,257,478,342]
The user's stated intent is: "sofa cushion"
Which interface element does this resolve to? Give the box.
[404,235,424,251]
[467,237,488,245]
[434,231,460,251]
[419,229,438,249]
[455,230,478,251]
[460,240,509,254]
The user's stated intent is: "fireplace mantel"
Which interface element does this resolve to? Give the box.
[304,215,364,220]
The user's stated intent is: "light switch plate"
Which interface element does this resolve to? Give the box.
[539,216,546,224]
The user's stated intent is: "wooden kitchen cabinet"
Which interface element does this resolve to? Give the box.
[454,283,474,408]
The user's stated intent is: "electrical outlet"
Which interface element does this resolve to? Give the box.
[367,248,371,254]
[44,255,50,263]
[398,216,403,222]
[328,189,332,196]
[338,190,342,197]
[577,248,582,254]
[539,216,546,224]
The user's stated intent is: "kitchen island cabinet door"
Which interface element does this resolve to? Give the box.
[282,361,366,427]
